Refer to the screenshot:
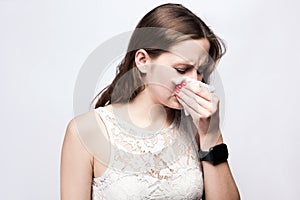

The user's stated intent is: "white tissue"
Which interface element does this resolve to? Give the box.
[171,77,215,116]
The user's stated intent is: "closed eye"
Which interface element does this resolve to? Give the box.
[174,65,194,74]
[175,68,187,74]
[175,67,204,75]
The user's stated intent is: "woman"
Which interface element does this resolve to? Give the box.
[61,3,240,200]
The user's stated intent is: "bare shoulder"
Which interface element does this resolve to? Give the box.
[64,109,110,164]
[62,112,95,162]
[61,111,99,199]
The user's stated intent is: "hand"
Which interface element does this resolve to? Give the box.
[175,80,221,150]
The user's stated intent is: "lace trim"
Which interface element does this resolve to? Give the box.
[92,106,203,199]
[100,106,180,138]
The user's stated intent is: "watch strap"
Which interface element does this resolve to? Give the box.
[199,143,228,165]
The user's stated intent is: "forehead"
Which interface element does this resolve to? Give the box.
[168,39,210,65]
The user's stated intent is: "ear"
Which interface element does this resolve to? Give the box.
[135,49,151,73]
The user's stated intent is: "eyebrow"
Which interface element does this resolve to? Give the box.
[173,62,195,67]
[173,63,200,70]
[173,56,210,67]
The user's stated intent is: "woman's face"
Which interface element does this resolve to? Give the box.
[144,38,211,110]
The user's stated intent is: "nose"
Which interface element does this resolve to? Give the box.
[184,68,204,82]
[185,68,198,80]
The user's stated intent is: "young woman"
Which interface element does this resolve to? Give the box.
[61,3,240,200]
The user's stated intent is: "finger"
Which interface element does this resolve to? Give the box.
[183,82,213,102]
[176,96,201,118]
[176,92,211,118]
[182,84,220,113]
[180,87,212,111]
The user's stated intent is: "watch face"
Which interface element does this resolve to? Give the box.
[211,144,228,165]
[199,143,228,164]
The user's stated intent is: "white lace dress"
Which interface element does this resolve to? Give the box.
[92,106,203,200]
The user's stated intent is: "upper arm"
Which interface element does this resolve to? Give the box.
[60,118,94,200]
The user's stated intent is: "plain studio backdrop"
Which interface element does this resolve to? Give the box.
[1,0,299,199]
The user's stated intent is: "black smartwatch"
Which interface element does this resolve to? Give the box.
[198,143,228,165]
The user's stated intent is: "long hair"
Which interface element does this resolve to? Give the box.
[92,3,226,108]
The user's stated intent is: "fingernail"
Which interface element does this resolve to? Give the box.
[175,88,180,93]
[181,81,186,86]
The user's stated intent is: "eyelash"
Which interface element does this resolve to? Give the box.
[175,68,186,74]
[175,67,204,75]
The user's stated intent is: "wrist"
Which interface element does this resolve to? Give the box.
[199,129,223,151]
[198,143,228,165]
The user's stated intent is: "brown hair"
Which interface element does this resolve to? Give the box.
[92,3,226,108]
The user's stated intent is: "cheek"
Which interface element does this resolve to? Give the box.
[150,85,173,98]
[148,84,182,109]
[148,64,178,92]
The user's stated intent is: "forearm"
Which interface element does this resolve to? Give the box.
[200,135,240,200]
[202,161,240,200]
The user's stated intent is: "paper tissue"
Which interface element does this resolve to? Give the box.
[171,77,215,116]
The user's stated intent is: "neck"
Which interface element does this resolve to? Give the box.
[112,89,175,131]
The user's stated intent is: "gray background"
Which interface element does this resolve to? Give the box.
[1,0,299,199]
